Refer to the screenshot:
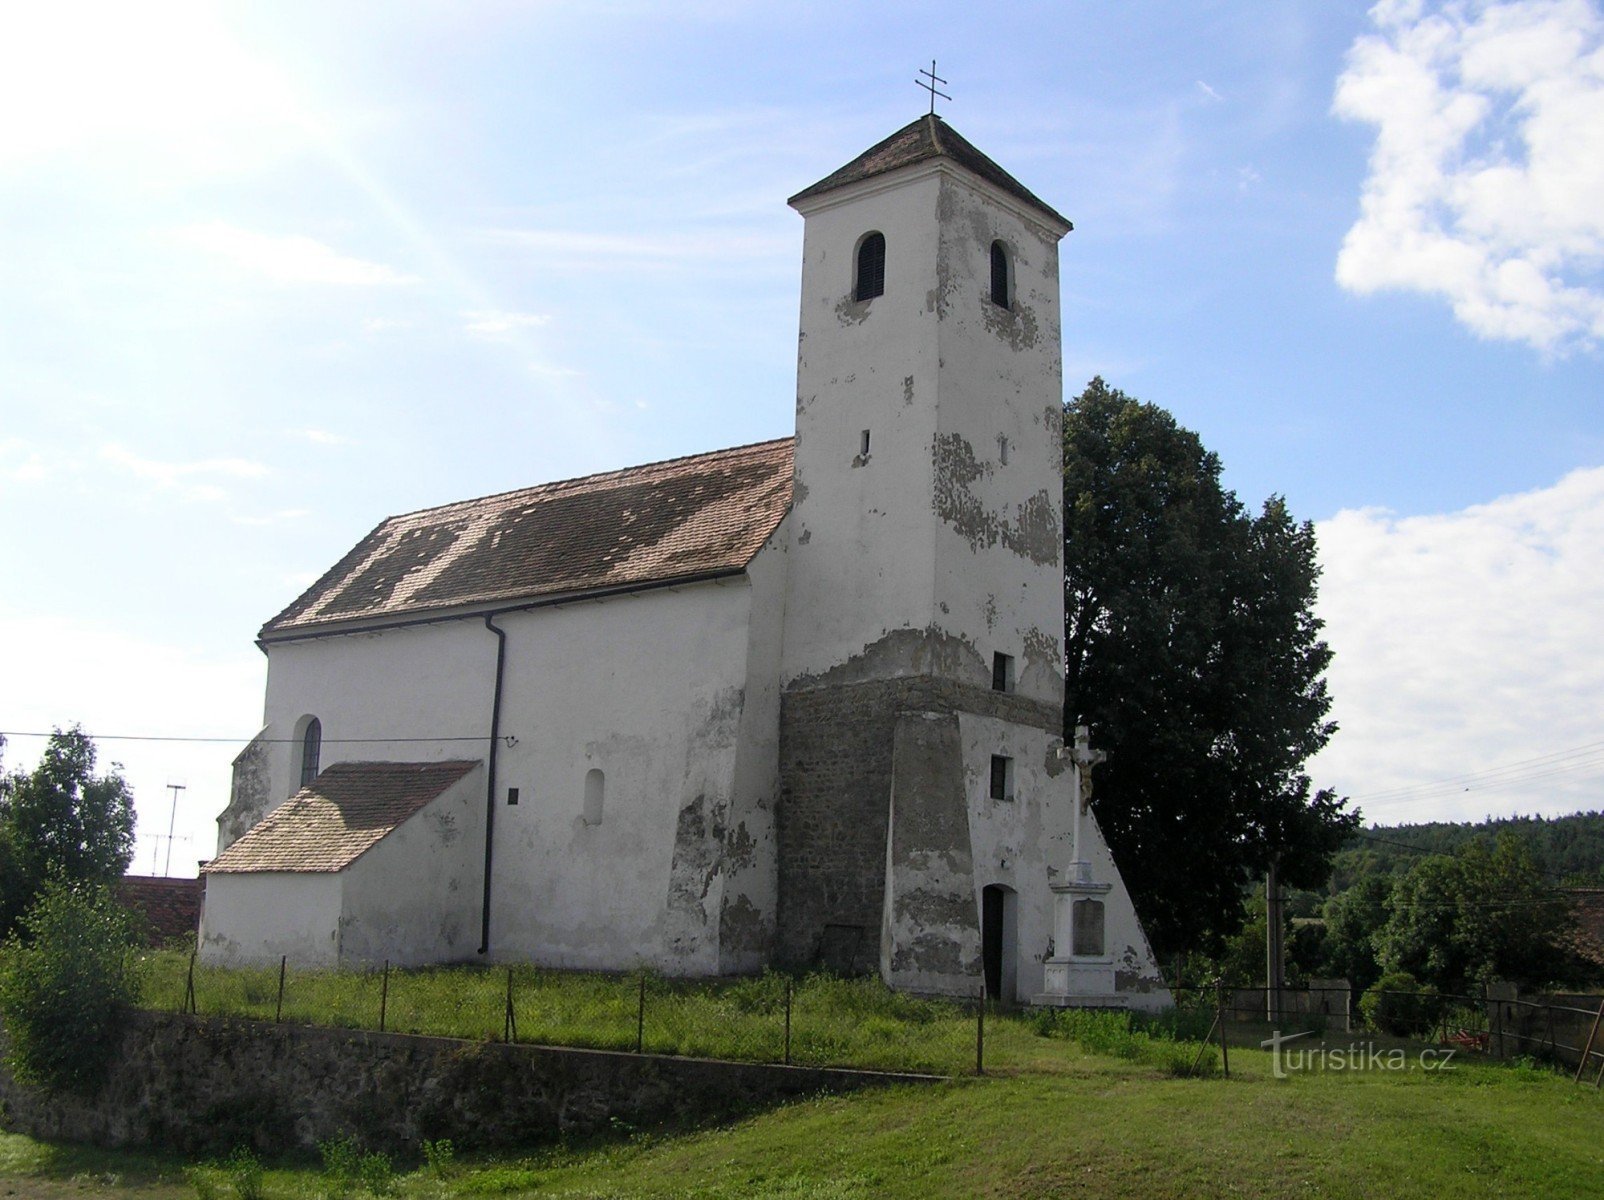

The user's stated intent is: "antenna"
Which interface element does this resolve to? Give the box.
[916,60,951,115]
[162,782,186,876]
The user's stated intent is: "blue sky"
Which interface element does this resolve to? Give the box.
[2,0,1602,874]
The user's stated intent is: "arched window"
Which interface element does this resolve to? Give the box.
[854,232,885,302]
[989,241,1011,308]
[583,768,605,825]
[299,717,322,789]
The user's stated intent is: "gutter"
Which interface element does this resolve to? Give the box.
[478,613,507,955]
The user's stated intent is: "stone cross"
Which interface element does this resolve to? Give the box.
[1068,725,1105,885]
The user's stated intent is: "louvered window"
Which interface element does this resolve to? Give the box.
[855,232,886,301]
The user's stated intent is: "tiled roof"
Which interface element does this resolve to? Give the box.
[788,114,1071,229]
[205,760,480,874]
[116,876,202,945]
[263,437,794,638]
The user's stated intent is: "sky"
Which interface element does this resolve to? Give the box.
[1,0,1601,875]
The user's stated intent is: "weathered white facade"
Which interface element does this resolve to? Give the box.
[202,115,1168,1009]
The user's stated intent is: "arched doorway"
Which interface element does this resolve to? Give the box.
[981,884,1018,1002]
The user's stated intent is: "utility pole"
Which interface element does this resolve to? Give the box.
[163,783,186,877]
[1265,857,1285,1025]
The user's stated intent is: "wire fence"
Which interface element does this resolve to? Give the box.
[1170,980,1604,1084]
[140,952,990,1076]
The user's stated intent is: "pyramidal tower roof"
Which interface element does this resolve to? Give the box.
[788,113,1071,230]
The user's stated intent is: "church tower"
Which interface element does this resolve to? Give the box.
[774,115,1167,1002]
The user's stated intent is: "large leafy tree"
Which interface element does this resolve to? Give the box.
[0,727,137,938]
[1374,835,1585,994]
[1063,378,1356,955]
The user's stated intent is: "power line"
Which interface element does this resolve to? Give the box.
[1354,738,1604,806]
[0,730,490,745]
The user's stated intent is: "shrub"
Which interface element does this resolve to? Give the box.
[319,1135,361,1198]
[0,878,140,1093]
[1360,971,1440,1037]
[222,1146,264,1200]
[421,1138,456,1178]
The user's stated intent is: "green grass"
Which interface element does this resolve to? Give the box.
[137,953,1013,1075]
[4,1037,1601,1198]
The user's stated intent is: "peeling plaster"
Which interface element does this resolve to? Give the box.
[789,626,990,691]
[980,295,1041,350]
[902,376,915,406]
[932,433,1060,565]
[834,295,871,326]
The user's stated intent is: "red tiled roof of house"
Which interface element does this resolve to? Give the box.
[262,437,794,639]
[788,114,1071,229]
[116,876,202,945]
[205,760,480,874]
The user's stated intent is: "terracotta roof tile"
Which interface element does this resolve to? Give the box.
[788,114,1071,229]
[205,760,480,874]
[263,437,793,638]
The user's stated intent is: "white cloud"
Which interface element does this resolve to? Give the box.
[100,443,270,503]
[1333,0,1604,352]
[1197,80,1226,102]
[177,221,419,287]
[0,438,48,483]
[461,310,551,338]
[1311,465,1604,821]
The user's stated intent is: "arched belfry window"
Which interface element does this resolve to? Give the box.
[990,241,1011,308]
[854,232,886,302]
[299,717,322,789]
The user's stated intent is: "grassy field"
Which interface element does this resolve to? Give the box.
[138,952,1075,1076]
[2,1032,1600,1199]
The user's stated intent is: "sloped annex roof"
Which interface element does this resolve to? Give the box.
[262,437,794,639]
[205,760,480,874]
[788,114,1071,230]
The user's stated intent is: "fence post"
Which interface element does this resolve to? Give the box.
[636,973,646,1054]
[379,960,390,1033]
[783,977,792,1066]
[184,950,197,1015]
[975,985,985,1076]
[504,967,516,1043]
[1215,978,1229,1079]
[1576,998,1603,1084]
[275,955,286,1024]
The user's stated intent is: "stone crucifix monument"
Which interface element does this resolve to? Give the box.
[1034,725,1127,1008]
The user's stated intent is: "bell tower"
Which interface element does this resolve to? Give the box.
[773,115,1152,1000]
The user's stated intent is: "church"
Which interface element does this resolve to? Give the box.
[199,113,1169,1010]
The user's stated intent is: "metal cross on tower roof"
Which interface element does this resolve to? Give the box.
[916,60,951,115]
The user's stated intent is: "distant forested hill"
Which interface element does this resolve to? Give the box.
[1327,811,1604,893]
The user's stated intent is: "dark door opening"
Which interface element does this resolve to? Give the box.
[981,884,1017,1002]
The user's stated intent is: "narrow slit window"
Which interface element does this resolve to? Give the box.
[855,232,885,301]
[989,241,1011,308]
[998,435,1009,466]
[299,718,321,788]
[992,652,1015,694]
[989,754,1013,801]
[506,787,520,806]
[860,429,871,457]
[583,768,605,825]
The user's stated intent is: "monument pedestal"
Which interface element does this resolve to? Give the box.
[1032,875,1127,1009]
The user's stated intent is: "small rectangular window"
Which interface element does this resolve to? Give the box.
[506,787,519,806]
[992,652,1015,694]
[860,429,871,456]
[989,755,1013,801]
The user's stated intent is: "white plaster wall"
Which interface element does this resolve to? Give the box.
[254,621,498,823]
[956,714,1065,1003]
[957,714,1169,1011]
[783,171,945,683]
[930,174,1069,707]
[199,871,344,967]
[719,527,787,971]
[485,579,760,974]
[339,768,484,967]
